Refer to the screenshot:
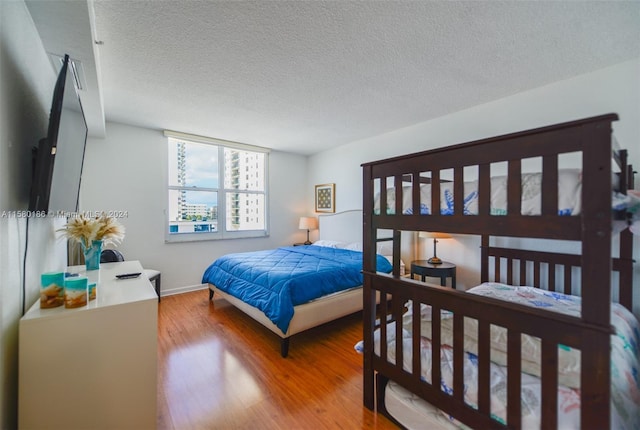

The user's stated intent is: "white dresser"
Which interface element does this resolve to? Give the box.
[19,260,158,430]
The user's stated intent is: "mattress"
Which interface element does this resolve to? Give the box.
[384,380,459,430]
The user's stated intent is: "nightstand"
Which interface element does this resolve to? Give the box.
[410,260,456,289]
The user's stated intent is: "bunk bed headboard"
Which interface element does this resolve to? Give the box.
[480,232,635,312]
[318,209,362,244]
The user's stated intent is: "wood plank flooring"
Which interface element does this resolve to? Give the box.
[157,290,398,429]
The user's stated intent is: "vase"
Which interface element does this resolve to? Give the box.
[82,240,103,271]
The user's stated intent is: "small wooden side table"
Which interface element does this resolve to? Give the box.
[410,260,456,289]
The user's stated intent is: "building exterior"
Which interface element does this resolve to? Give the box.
[224,149,264,231]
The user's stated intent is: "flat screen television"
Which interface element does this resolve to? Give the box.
[29,54,88,213]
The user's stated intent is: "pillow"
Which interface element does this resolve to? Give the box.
[343,242,363,252]
[376,241,393,255]
[313,239,346,248]
[383,255,406,275]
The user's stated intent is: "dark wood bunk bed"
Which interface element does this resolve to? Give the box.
[361,114,637,430]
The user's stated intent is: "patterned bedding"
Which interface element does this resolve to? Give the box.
[355,283,640,429]
[374,169,640,233]
[374,169,583,216]
[202,245,392,334]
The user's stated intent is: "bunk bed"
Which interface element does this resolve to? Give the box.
[360,114,639,429]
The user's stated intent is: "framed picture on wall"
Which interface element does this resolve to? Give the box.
[315,183,335,213]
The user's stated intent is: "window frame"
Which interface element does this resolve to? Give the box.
[164,130,270,243]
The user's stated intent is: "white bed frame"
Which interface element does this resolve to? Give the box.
[208,210,367,357]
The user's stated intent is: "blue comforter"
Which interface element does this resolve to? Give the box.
[202,245,393,334]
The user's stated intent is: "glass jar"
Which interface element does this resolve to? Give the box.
[40,272,65,308]
[88,282,97,301]
[64,277,88,309]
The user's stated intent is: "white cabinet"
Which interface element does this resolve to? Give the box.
[19,261,157,430]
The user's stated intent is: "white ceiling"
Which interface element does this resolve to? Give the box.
[28,1,640,155]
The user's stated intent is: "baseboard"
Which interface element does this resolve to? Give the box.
[161,283,208,297]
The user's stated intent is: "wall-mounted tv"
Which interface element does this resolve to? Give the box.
[29,54,87,213]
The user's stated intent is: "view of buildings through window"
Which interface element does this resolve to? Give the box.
[167,137,266,237]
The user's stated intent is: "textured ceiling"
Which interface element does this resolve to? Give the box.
[89,1,640,155]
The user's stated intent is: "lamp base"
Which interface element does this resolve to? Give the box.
[427,256,443,265]
[303,240,312,245]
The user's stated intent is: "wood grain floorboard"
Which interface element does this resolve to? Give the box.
[157,290,398,429]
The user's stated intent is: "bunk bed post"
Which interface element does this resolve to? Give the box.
[392,230,401,277]
[579,119,616,429]
[619,229,634,311]
[618,149,628,193]
[480,235,489,283]
[362,164,376,410]
[626,163,635,192]
[618,147,634,311]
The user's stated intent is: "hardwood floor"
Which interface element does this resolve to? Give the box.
[157,290,398,429]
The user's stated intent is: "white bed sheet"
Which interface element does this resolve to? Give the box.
[385,380,458,430]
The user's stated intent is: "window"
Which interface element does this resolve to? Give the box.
[165,131,269,242]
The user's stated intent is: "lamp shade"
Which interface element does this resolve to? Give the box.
[299,217,318,230]
[419,231,452,239]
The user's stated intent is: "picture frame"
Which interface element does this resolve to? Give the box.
[315,183,335,213]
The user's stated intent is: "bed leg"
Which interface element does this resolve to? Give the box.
[208,288,214,301]
[364,361,375,410]
[281,338,290,358]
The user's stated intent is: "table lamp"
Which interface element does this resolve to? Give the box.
[299,217,319,245]
[419,231,452,265]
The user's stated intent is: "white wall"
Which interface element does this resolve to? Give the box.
[80,121,309,295]
[0,1,68,428]
[308,59,640,315]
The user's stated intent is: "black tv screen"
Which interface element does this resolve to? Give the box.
[29,54,87,213]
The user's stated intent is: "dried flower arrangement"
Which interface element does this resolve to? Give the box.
[58,213,125,247]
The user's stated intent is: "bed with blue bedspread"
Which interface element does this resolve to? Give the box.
[204,238,392,357]
[203,245,392,333]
